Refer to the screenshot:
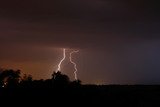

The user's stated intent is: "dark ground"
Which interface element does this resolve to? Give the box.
[1,85,160,106]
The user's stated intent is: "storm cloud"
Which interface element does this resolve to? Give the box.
[0,0,160,84]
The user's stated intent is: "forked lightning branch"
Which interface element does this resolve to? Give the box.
[56,48,79,80]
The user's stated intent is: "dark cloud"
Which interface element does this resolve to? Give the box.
[0,0,160,84]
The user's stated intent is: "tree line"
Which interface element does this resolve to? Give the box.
[0,68,81,88]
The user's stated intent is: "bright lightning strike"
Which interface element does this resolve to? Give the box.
[56,48,66,72]
[69,50,79,80]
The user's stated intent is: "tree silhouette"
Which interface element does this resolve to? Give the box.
[52,71,70,87]
[22,74,33,82]
[0,69,21,88]
[20,74,33,88]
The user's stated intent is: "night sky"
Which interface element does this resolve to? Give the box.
[0,0,160,84]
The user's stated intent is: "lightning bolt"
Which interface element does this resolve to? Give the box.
[69,50,79,80]
[56,48,66,72]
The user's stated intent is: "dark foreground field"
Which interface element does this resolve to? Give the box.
[1,85,160,106]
